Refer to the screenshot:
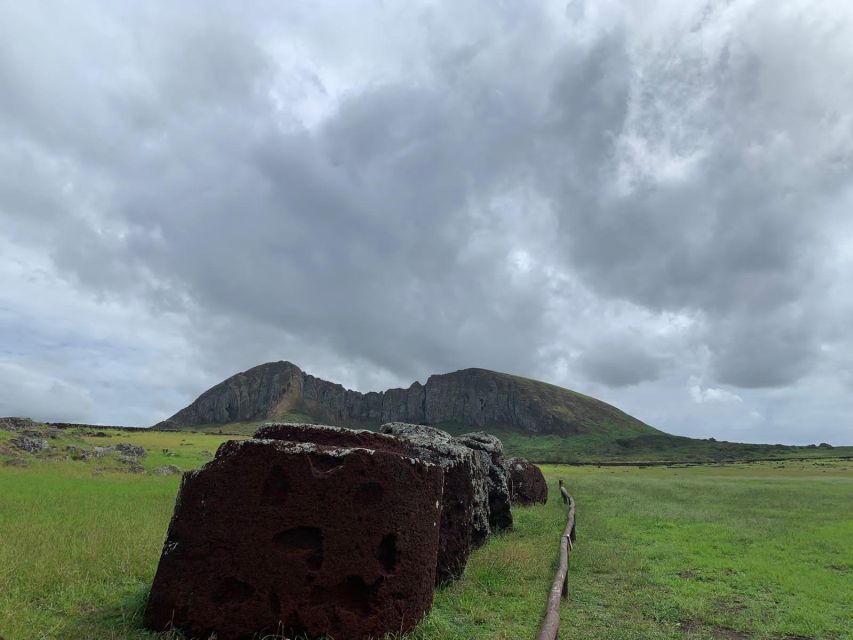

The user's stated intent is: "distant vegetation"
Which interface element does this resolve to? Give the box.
[161,417,853,464]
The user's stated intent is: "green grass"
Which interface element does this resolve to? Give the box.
[166,418,853,464]
[1,428,851,639]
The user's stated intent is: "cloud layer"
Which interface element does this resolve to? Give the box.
[1,0,852,443]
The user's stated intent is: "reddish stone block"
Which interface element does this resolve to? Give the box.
[507,457,548,505]
[144,439,443,640]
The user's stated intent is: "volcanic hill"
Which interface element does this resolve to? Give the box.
[154,361,657,439]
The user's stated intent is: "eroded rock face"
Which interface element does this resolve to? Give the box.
[454,432,512,532]
[507,457,548,505]
[379,423,480,582]
[144,438,444,640]
[156,361,653,439]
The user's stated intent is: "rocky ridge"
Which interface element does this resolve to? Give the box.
[155,361,655,437]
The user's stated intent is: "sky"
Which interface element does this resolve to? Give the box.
[1,0,852,444]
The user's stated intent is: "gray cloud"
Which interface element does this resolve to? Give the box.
[577,342,667,388]
[1,1,852,443]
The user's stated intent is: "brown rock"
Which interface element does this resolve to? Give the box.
[507,457,548,505]
[144,438,444,640]
[379,423,480,582]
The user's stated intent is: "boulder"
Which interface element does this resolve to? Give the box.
[507,457,548,505]
[0,417,38,432]
[453,432,512,531]
[379,423,481,581]
[113,443,146,458]
[144,438,444,640]
[151,464,181,476]
[10,435,50,454]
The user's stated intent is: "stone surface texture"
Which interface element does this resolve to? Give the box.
[453,432,513,531]
[379,422,480,582]
[507,457,548,505]
[144,438,444,640]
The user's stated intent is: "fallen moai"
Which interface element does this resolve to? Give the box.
[508,457,548,505]
[144,437,444,640]
[454,431,513,532]
[379,422,482,582]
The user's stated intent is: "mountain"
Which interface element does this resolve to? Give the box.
[154,361,658,438]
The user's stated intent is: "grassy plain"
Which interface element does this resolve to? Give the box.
[0,428,851,640]
[157,419,853,464]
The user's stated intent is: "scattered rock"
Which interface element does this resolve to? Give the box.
[454,432,512,531]
[113,443,146,458]
[0,417,38,432]
[117,454,145,472]
[65,445,91,461]
[10,435,50,454]
[151,464,181,476]
[379,422,481,581]
[144,438,444,640]
[507,457,548,505]
[93,446,112,458]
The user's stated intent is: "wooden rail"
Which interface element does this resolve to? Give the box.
[537,483,576,640]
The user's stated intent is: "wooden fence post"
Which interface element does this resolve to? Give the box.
[537,483,576,640]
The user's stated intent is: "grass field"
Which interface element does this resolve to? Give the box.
[1,428,851,640]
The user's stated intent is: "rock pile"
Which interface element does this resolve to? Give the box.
[507,457,548,505]
[145,422,527,640]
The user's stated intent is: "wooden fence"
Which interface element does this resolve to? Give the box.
[536,482,577,640]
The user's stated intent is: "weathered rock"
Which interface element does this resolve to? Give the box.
[0,417,38,432]
[10,435,50,454]
[144,438,444,640]
[379,423,481,581]
[65,445,91,461]
[119,457,145,473]
[507,457,548,505]
[151,464,181,476]
[255,423,405,455]
[114,443,146,458]
[454,432,512,531]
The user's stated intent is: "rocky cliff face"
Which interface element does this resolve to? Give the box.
[155,361,655,437]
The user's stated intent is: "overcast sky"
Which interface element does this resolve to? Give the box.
[1,1,852,444]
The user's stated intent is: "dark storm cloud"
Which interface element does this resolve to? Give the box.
[577,342,667,388]
[1,1,852,442]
